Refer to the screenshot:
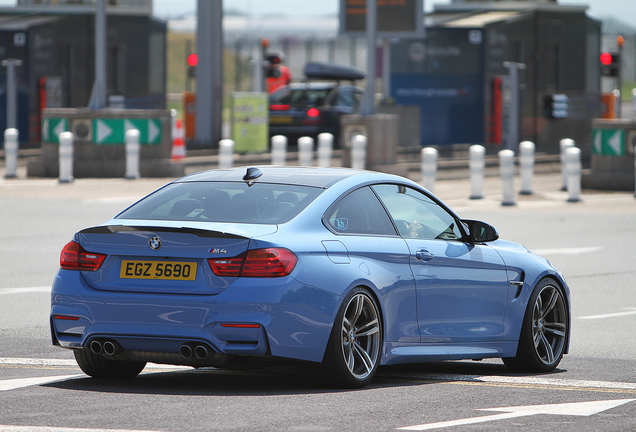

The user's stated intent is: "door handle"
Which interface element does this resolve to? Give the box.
[415,249,434,261]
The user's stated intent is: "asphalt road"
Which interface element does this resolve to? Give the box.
[1,171,635,431]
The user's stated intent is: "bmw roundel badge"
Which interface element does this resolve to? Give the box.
[149,236,162,250]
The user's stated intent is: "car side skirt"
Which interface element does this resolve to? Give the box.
[381,341,519,365]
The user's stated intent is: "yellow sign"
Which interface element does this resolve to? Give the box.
[232,92,269,153]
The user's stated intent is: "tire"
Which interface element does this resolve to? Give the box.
[74,349,146,379]
[322,287,383,388]
[503,277,568,372]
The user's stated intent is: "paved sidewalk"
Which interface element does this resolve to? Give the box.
[1,163,633,215]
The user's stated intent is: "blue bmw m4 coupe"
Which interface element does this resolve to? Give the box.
[51,166,570,388]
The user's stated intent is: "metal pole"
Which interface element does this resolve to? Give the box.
[125,129,141,180]
[360,0,376,116]
[499,149,516,206]
[88,0,107,109]
[317,133,333,168]
[195,0,223,148]
[382,38,391,102]
[469,144,485,200]
[298,136,314,166]
[420,147,437,193]
[271,135,287,166]
[58,132,74,183]
[185,39,192,93]
[503,62,526,153]
[565,146,582,203]
[519,140,535,195]
[2,60,22,129]
[218,139,235,169]
[3,128,19,179]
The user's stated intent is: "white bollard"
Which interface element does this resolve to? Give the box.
[271,135,287,166]
[298,136,314,166]
[420,147,437,192]
[519,140,535,195]
[559,138,575,191]
[218,139,235,169]
[58,131,74,183]
[469,144,485,200]
[3,128,19,179]
[351,134,367,170]
[565,146,582,203]
[125,129,141,180]
[499,149,516,206]
[317,133,333,168]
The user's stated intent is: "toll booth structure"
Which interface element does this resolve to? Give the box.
[390,3,601,153]
[0,7,167,146]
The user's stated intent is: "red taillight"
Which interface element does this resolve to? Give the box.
[208,254,245,277]
[270,104,291,111]
[60,241,80,270]
[208,248,297,278]
[306,107,320,117]
[60,241,106,272]
[242,248,297,277]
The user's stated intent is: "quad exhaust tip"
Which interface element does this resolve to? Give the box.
[195,345,208,359]
[90,339,122,356]
[179,343,210,359]
[90,340,103,355]
[179,344,193,358]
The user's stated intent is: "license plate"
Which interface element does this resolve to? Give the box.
[269,115,293,124]
[120,260,197,281]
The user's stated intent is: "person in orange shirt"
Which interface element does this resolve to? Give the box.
[267,64,292,94]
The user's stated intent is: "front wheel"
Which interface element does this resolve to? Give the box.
[322,287,382,388]
[74,349,146,379]
[503,278,568,372]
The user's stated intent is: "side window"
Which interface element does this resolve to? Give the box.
[325,187,396,236]
[333,89,353,107]
[372,184,463,241]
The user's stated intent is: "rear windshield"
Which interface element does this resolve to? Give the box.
[116,181,323,224]
[269,88,332,106]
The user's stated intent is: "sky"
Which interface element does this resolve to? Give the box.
[0,0,633,25]
[152,0,636,24]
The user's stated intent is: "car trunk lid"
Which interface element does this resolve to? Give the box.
[77,222,276,295]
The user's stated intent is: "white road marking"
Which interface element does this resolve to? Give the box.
[0,358,76,366]
[0,375,82,392]
[0,426,170,432]
[579,308,636,320]
[530,246,603,256]
[0,287,50,295]
[398,399,636,430]
[0,357,189,370]
[0,360,190,392]
[401,372,636,391]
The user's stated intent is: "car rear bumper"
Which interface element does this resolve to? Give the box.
[50,270,340,364]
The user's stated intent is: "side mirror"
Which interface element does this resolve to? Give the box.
[462,220,499,243]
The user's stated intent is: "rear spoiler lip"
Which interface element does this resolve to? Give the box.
[79,225,248,240]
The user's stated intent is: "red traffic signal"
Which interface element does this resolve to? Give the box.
[187,53,198,68]
[600,52,620,77]
[600,52,613,66]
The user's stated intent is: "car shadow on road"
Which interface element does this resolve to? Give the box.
[43,359,568,396]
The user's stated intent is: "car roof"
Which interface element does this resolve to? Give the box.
[177,166,367,189]
[284,82,339,90]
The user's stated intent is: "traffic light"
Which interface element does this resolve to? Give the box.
[265,52,283,78]
[600,52,620,77]
[544,94,569,119]
[187,53,198,78]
